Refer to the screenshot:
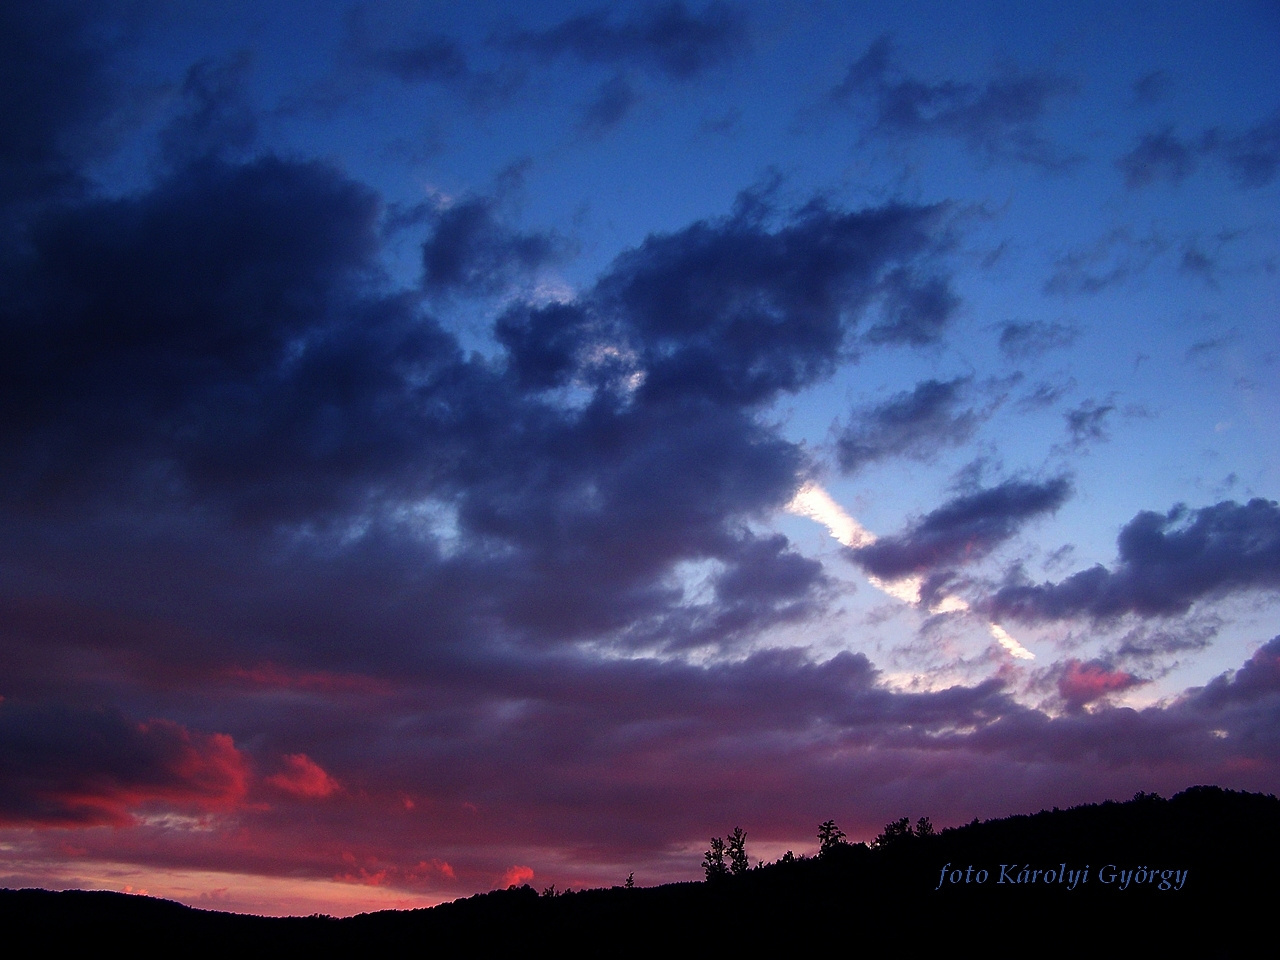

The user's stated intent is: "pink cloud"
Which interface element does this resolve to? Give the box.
[1057,659,1145,710]
[266,753,341,799]
[0,710,250,828]
[500,865,534,888]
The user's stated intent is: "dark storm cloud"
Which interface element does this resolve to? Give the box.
[713,534,825,606]
[0,2,123,217]
[1115,126,1197,188]
[452,403,811,648]
[0,703,247,827]
[830,35,1076,168]
[0,155,477,524]
[624,535,830,652]
[502,1,749,79]
[421,197,566,296]
[850,477,1072,581]
[593,196,955,406]
[0,128,960,669]
[494,301,594,390]
[997,319,1079,360]
[836,377,979,475]
[988,499,1280,623]
[578,74,640,134]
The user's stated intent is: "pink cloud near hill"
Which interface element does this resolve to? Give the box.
[501,865,535,888]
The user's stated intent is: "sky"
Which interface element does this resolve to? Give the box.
[1,0,1278,917]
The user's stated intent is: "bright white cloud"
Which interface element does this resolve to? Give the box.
[786,482,1034,659]
[785,483,876,548]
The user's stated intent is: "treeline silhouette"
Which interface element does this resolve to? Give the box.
[3,785,1274,951]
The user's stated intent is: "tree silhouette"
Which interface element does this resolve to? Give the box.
[817,820,846,857]
[727,827,749,875]
[873,816,912,848]
[703,837,728,881]
[914,816,934,837]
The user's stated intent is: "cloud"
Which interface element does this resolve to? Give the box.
[988,499,1280,623]
[1111,616,1221,671]
[1044,228,1166,296]
[1191,635,1280,711]
[1117,112,1280,190]
[1062,399,1115,449]
[1185,330,1236,364]
[1,154,958,667]
[592,195,955,406]
[1115,127,1197,188]
[849,477,1072,581]
[1178,243,1217,284]
[343,7,520,107]
[954,637,1280,773]
[1016,376,1075,412]
[500,865,535,888]
[0,704,248,827]
[1053,658,1146,712]
[645,533,830,651]
[786,481,1035,657]
[494,301,595,390]
[0,155,472,525]
[1205,111,1280,188]
[421,197,566,296]
[158,54,258,168]
[863,268,959,346]
[357,33,468,85]
[1131,70,1170,106]
[266,753,341,799]
[0,2,123,217]
[579,74,640,135]
[501,2,749,80]
[836,377,980,475]
[830,35,1077,168]
[786,483,875,549]
[997,320,1079,361]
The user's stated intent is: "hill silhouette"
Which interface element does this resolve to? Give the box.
[3,785,1273,952]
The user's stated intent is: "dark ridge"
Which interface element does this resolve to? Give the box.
[3,785,1274,951]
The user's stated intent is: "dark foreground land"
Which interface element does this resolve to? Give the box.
[3,786,1275,954]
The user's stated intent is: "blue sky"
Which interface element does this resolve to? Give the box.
[1,0,1277,916]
